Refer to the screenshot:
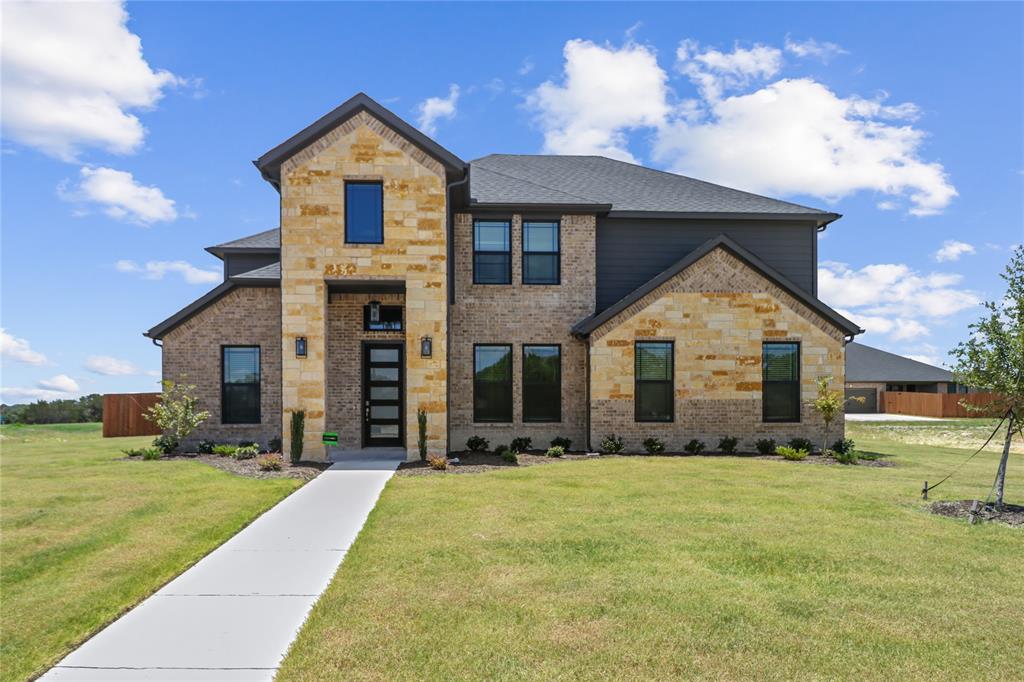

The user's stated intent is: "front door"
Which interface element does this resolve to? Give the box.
[362,342,403,447]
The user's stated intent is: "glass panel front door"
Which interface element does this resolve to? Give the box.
[363,343,403,447]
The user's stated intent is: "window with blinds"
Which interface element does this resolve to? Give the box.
[522,221,560,284]
[762,342,800,422]
[222,346,260,424]
[635,341,673,422]
[473,220,511,284]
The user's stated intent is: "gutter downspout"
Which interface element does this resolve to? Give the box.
[444,166,471,455]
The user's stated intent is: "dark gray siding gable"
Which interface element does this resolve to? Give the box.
[596,218,817,312]
[225,253,280,278]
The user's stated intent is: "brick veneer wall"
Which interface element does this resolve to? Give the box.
[161,286,282,449]
[588,247,847,452]
[449,212,595,451]
[325,292,404,449]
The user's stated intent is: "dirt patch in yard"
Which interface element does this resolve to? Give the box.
[752,453,895,467]
[142,453,330,481]
[930,500,1024,527]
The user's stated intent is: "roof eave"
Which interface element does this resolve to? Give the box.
[467,201,613,213]
[606,210,842,228]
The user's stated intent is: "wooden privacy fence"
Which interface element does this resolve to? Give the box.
[881,391,1003,418]
[103,393,162,437]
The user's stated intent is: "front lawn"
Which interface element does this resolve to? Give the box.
[0,423,302,682]
[279,422,1022,680]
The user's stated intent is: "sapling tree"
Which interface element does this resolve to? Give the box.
[950,245,1024,510]
[144,380,209,446]
[810,375,864,454]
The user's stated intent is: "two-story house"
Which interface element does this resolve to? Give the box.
[145,93,862,460]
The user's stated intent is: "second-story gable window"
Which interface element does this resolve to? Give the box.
[523,221,560,284]
[473,220,511,284]
[345,181,384,244]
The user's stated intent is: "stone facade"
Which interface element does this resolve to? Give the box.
[588,247,847,452]
[161,286,282,448]
[449,213,595,451]
[279,110,448,460]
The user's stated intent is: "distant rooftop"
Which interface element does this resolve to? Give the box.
[846,342,953,383]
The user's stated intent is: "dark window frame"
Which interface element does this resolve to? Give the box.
[473,343,513,423]
[473,219,512,285]
[634,340,674,423]
[522,344,562,423]
[522,220,561,285]
[362,304,403,331]
[221,345,261,425]
[344,180,384,245]
[762,341,801,423]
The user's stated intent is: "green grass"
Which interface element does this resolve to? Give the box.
[279,422,1022,681]
[0,423,301,682]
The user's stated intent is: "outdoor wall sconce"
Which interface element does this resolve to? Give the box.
[295,337,307,358]
[420,336,433,358]
[368,300,381,324]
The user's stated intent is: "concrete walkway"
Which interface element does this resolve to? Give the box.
[44,451,404,681]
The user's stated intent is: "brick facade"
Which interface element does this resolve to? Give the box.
[161,287,282,449]
[449,213,595,451]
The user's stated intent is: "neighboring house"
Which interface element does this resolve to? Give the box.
[145,93,863,460]
[844,342,962,413]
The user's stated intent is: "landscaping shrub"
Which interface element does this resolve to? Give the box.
[237,440,258,449]
[268,437,282,453]
[551,436,572,450]
[718,436,739,454]
[290,410,305,463]
[256,453,283,471]
[546,445,565,458]
[776,446,808,461]
[197,439,216,455]
[501,450,518,464]
[788,437,815,453]
[427,455,448,470]
[144,380,210,444]
[833,448,858,465]
[212,444,237,457]
[683,439,705,455]
[122,447,153,458]
[466,435,489,452]
[755,438,776,455]
[234,445,259,460]
[831,437,855,455]
[493,444,509,455]
[152,434,179,454]
[600,434,625,454]
[510,436,533,453]
[141,448,162,461]
[417,408,428,461]
[643,437,666,454]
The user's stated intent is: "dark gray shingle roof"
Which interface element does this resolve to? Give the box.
[231,261,280,281]
[469,155,836,220]
[208,228,280,252]
[846,342,953,383]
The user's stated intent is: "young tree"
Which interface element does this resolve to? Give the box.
[950,245,1024,510]
[810,375,863,453]
[145,380,210,446]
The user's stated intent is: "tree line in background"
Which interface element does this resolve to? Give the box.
[0,394,103,424]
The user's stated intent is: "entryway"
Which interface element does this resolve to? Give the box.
[362,342,404,447]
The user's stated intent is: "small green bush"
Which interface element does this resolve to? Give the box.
[788,437,814,453]
[152,434,179,454]
[501,450,518,464]
[643,437,666,454]
[683,439,705,455]
[196,439,216,454]
[718,436,739,454]
[858,451,880,461]
[546,445,565,458]
[237,440,258,449]
[234,445,259,460]
[600,434,625,454]
[212,444,237,457]
[268,437,282,453]
[256,453,283,471]
[833,448,858,465]
[510,437,533,453]
[493,444,509,455]
[466,435,489,452]
[755,438,776,455]
[122,447,153,458]
[141,448,162,461]
[551,436,572,450]
[831,437,855,455]
[776,446,808,461]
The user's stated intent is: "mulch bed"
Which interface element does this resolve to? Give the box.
[752,453,894,467]
[149,453,330,481]
[930,500,1024,527]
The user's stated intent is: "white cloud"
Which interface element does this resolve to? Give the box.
[934,240,976,262]
[0,0,183,160]
[0,329,48,366]
[115,259,220,284]
[416,84,460,136]
[526,39,670,162]
[38,374,80,393]
[85,355,140,376]
[783,35,847,63]
[60,166,178,224]
[676,40,782,101]
[1,387,70,402]
[518,58,535,76]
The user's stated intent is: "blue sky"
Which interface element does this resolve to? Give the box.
[1,1,1021,402]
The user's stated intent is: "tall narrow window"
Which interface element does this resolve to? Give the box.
[763,342,800,422]
[223,346,260,424]
[523,345,560,422]
[473,220,511,284]
[523,221,559,284]
[474,345,512,422]
[635,341,673,422]
[345,181,383,243]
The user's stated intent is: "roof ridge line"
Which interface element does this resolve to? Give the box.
[472,165,601,205]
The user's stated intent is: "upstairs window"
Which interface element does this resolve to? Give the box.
[763,342,800,422]
[523,221,560,284]
[635,341,673,422]
[523,345,561,422]
[474,345,512,422]
[345,181,383,244]
[222,346,260,424]
[473,220,511,284]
